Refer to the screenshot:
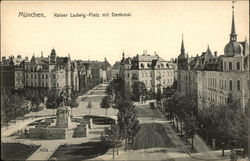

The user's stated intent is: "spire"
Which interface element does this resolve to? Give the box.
[122,50,125,60]
[181,34,185,55]
[230,0,237,42]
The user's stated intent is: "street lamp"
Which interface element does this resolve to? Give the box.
[180,109,184,136]
[221,142,225,156]
[201,124,208,145]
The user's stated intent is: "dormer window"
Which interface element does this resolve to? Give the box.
[141,63,144,68]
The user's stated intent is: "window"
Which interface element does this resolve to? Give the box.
[141,63,144,68]
[229,62,232,70]
[237,80,241,91]
[46,74,48,79]
[237,62,240,70]
[34,75,36,79]
[224,80,227,90]
[46,82,48,87]
[31,74,33,79]
[42,74,44,79]
[229,80,233,91]
[224,62,226,70]
[42,82,44,87]
[26,74,28,79]
[127,73,130,78]
[53,74,56,79]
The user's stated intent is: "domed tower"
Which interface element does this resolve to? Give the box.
[223,1,245,72]
[224,3,244,57]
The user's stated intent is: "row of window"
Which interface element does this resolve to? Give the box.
[206,92,227,104]
[224,61,241,71]
[141,79,173,86]
[207,78,241,91]
[139,63,171,69]
[26,74,58,79]
[25,81,60,88]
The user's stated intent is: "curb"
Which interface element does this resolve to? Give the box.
[165,119,229,161]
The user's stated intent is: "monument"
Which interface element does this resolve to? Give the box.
[29,90,90,139]
[56,106,71,128]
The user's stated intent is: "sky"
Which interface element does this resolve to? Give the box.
[1,1,249,65]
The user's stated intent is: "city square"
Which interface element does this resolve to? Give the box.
[1,1,249,161]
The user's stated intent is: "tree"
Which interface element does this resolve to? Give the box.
[131,81,147,102]
[100,95,111,115]
[30,97,44,117]
[46,90,60,115]
[2,93,29,127]
[101,124,122,159]
[117,85,140,151]
[67,90,79,116]
[197,95,247,152]
[156,87,162,104]
[106,77,140,151]
[87,100,93,114]
[183,114,197,150]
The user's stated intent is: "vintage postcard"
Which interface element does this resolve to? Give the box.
[1,1,249,161]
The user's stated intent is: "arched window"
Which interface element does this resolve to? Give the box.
[141,63,144,68]
[229,62,232,70]
[237,62,240,70]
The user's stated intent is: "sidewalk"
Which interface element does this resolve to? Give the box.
[153,104,232,161]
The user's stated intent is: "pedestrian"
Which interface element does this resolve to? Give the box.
[24,129,27,135]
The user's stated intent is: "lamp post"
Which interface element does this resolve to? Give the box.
[180,109,183,136]
[221,142,225,156]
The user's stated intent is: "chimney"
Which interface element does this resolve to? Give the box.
[143,50,147,56]
[17,55,22,59]
[214,51,217,57]
[41,51,43,58]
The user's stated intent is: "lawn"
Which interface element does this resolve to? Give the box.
[50,141,109,160]
[1,143,40,161]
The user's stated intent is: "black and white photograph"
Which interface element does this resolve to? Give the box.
[1,0,249,160]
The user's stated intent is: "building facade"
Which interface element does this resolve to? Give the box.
[120,51,175,93]
[177,5,249,109]
[1,55,26,93]
[22,49,79,98]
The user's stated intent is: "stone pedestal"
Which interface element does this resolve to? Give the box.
[56,106,71,128]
